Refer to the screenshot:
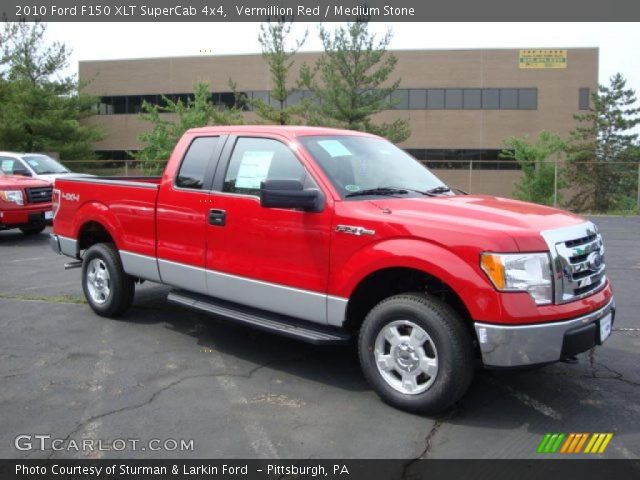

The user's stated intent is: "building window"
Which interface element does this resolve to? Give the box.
[111,96,126,114]
[463,89,482,109]
[518,88,537,109]
[96,87,540,114]
[500,89,519,109]
[390,89,409,109]
[427,89,445,109]
[579,88,590,110]
[287,91,303,107]
[445,89,463,109]
[482,89,500,109]
[408,89,427,109]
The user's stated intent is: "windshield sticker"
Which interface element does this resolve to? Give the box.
[318,140,352,157]
[27,160,40,166]
[235,151,273,189]
[345,184,361,192]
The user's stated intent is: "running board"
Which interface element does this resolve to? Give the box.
[167,290,351,345]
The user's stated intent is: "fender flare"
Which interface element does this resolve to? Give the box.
[332,238,500,321]
[72,201,123,252]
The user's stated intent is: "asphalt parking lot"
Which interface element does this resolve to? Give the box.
[1,216,638,460]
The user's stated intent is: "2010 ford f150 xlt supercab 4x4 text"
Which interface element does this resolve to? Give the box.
[51,126,615,413]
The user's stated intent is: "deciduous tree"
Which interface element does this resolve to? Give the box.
[136,81,244,174]
[500,131,566,206]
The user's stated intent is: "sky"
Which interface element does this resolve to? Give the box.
[44,22,640,95]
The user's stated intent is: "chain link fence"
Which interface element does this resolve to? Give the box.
[61,159,640,213]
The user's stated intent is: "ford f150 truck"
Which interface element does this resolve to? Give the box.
[51,126,615,413]
[0,172,53,234]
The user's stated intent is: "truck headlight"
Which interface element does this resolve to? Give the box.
[481,252,552,305]
[0,190,24,205]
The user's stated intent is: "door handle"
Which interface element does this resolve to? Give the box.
[208,209,226,226]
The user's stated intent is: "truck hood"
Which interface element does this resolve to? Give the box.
[0,174,51,189]
[368,194,586,251]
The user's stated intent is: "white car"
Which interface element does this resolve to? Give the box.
[0,152,92,185]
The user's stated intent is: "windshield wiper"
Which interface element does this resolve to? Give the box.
[425,186,452,195]
[345,187,409,198]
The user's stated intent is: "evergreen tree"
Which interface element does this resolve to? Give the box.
[565,73,640,212]
[302,19,410,143]
[0,21,102,159]
[251,17,308,125]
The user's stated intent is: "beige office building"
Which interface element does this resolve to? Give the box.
[79,48,597,195]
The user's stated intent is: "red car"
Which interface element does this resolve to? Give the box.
[0,172,53,235]
[51,126,614,413]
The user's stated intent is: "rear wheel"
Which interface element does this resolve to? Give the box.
[19,223,46,235]
[358,293,474,413]
[82,243,135,317]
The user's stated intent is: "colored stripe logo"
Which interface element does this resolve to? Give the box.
[537,433,613,454]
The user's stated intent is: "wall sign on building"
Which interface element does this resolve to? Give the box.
[519,49,567,69]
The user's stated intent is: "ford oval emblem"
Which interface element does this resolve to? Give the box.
[587,251,603,271]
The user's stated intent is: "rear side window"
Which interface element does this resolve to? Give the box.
[176,136,219,189]
[223,137,306,196]
[0,157,26,175]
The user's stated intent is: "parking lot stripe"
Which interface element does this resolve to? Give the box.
[485,377,562,420]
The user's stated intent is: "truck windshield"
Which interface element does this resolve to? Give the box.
[298,135,448,199]
[21,155,69,174]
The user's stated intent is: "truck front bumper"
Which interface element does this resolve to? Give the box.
[474,297,615,368]
[1,206,51,229]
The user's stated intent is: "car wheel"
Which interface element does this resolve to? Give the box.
[82,243,135,317]
[358,293,474,413]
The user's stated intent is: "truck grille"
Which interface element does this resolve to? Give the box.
[542,222,606,304]
[26,186,53,204]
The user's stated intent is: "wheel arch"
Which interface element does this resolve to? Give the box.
[72,202,122,255]
[343,266,474,336]
[335,238,499,334]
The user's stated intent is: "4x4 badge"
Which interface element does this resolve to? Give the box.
[335,225,375,236]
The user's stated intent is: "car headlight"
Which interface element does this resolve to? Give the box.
[0,190,24,205]
[481,252,552,305]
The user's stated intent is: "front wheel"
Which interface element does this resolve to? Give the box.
[358,293,474,413]
[82,243,135,317]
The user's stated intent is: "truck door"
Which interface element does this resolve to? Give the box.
[156,135,226,294]
[204,135,334,325]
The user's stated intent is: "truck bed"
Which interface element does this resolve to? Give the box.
[53,176,162,258]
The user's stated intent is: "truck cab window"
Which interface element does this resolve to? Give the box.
[175,136,219,189]
[223,137,306,196]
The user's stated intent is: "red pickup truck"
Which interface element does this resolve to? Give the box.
[51,126,614,413]
[0,172,52,234]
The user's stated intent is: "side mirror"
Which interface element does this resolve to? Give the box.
[14,170,32,177]
[260,179,323,212]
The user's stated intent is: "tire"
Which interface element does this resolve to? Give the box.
[358,293,474,414]
[82,243,135,317]
[19,223,46,235]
